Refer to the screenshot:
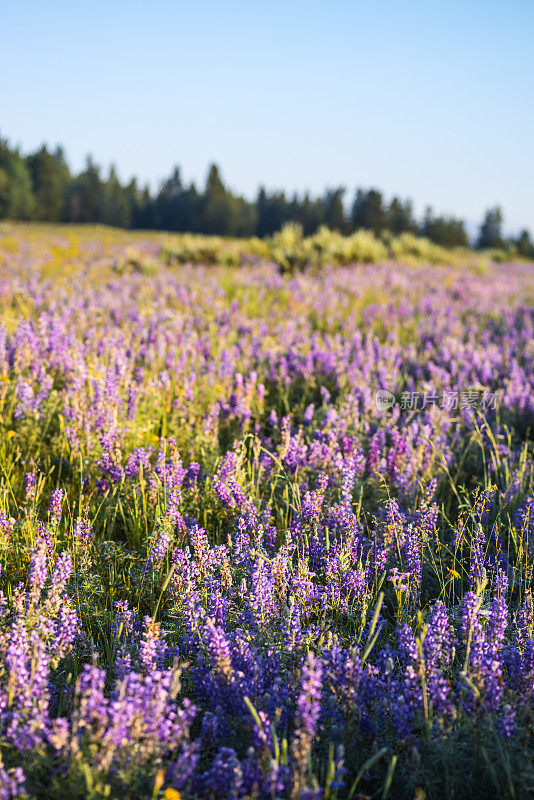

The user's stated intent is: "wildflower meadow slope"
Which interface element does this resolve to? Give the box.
[0,225,533,799]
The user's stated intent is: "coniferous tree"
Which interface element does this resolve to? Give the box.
[154,167,185,230]
[515,229,534,258]
[421,207,469,247]
[255,188,290,237]
[199,164,235,235]
[322,187,346,232]
[0,138,35,219]
[477,206,504,249]
[65,156,105,223]
[351,188,386,233]
[387,196,416,234]
[101,165,131,228]
[26,145,70,221]
[296,193,324,235]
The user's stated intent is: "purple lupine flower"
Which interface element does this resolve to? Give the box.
[188,523,209,560]
[48,488,64,526]
[285,600,303,652]
[28,538,48,605]
[73,516,93,544]
[125,446,153,478]
[488,581,508,656]
[0,511,15,538]
[291,651,323,795]
[367,428,386,473]
[207,592,229,628]
[295,651,323,738]
[0,764,25,799]
[75,663,109,728]
[54,604,80,659]
[6,619,30,693]
[401,523,422,596]
[461,591,485,667]
[126,382,138,420]
[167,489,185,529]
[303,403,314,425]
[139,616,164,673]
[24,472,36,502]
[469,524,486,588]
[115,648,133,681]
[397,623,418,665]
[48,718,70,751]
[51,551,72,593]
[415,478,439,536]
[247,558,276,629]
[184,462,201,488]
[423,601,455,669]
[204,619,233,680]
[201,747,243,799]
[497,704,516,738]
[147,526,171,571]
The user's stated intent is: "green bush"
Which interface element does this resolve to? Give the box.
[157,225,520,273]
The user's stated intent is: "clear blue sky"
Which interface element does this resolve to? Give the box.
[1,0,533,233]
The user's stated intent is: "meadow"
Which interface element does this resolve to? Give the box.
[0,224,533,799]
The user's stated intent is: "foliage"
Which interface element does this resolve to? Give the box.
[477,206,505,250]
[162,223,492,271]
[0,139,34,220]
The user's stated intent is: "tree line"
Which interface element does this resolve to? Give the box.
[0,136,532,254]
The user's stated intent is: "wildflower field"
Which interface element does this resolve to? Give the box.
[1,225,534,799]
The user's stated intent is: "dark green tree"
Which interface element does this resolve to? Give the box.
[421,207,469,247]
[233,196,257,237]
[154,167,186,230]
[0,138,35,219]
[351,189,386,233]
[199,164,236,235]
[65,156,105,223]
[477,206,504,249]
[101,165,131,227]
[294,192,324,235]
[26,145,70,221]
[255,188,290,237]
[322,187,346,232]
[514,228,534,258]
[387,196,416,234]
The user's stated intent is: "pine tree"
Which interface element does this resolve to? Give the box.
[477,206,504,249]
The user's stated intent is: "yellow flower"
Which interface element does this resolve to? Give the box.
[163,790,182,800]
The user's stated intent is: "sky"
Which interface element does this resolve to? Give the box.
[1,0,533,233]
